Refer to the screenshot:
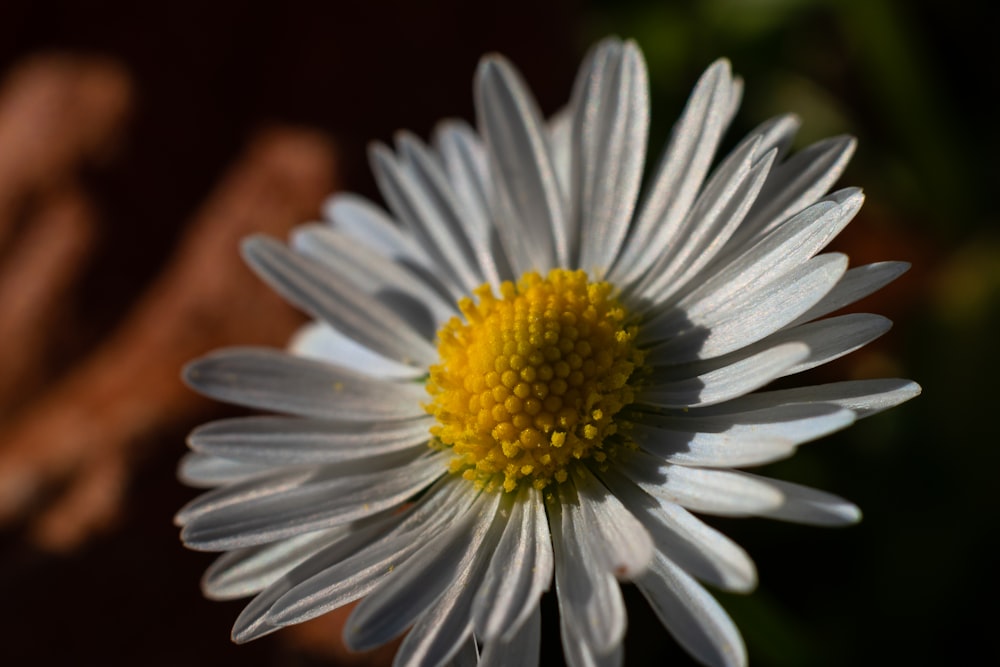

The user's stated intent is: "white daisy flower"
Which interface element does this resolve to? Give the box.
[177,38,920,667]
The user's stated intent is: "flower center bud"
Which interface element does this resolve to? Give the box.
[425,269,644,492]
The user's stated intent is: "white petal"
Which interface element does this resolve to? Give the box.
[639,342,809,408]
[177,452,270,489]
[393,504,502,667]
[559,610,624,667]
[476,56,567,272]
[643,253,849,362]
[630,402,856,467]
[622,451,861,525]
[697,378,922,419]
[745,114,801,161]
[790,261,910,326]
[473,486,553,641]
[433,120,504,287]
[189,415,432,465]
[781,313,891,376]
[288,321,424,380]
[230,510,403,643]
[575,465,654,579]
[369,138,483,293]
[265,477,474,627]
[433,120,492,238]
[344,491,503,651]
[323,193,436,274]
[180,452,445,551]
[635,551,747,667]
[631,137,775,304]
[291,224,457,327]
[183,347,427,421]
[753,475,864,525]
[548,481,626,656]
[647,313,892,381]
[610,58,736,286]
[547,108,573,213]
[202,527,348,600]
[597,466,757,593]
[650,189,862,324]
[733,135,856,249]
[480,604,541,667]
[176,466,316,527]
[571,39,649,273]
[243,236,437,367]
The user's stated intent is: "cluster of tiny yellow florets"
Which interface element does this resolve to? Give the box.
[424,269,643,492]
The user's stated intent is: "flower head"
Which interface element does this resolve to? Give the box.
[178,38,919,667]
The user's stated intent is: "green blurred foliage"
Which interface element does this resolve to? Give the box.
[580,1,998,665]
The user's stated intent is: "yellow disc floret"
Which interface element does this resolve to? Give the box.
[425,269,644,492]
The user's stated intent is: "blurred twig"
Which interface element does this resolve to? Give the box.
[0,57,336,549]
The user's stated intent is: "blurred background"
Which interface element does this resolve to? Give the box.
[0,0,993,665]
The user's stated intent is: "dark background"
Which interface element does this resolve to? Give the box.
[0,1,995,665]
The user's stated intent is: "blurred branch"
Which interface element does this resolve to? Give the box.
[0,119,337,550]
[0,55,128,246]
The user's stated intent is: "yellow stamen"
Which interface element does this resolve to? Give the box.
[425,269,643,491]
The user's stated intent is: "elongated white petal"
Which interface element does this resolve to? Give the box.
[202,527,348,600]
[176,466,318,527]
[575,465,654,579]
[243,236,437,366]
[733,135,856,249]
[183,347,426,421]
[480,604,541,667]
[189,415,432,465]
[639,342,809,408]
[697,378,921,419]
[433,120,492,237]
[611,59,737,286]
[433,120,504,286]
[180,452,445,551]
[636,551,747,667]
[393,504,504,667]
[177,452,270,489]
[266,477,474,627]
[745,114,801,161]
[623,450,861,524]
[634,421,795,468]
[644,253,848,362]
[754,475,864,525]
[370,138,483,294]
[548,481,626,656]
[476,56,566,272]
[548,108,573,205]
[473,486,553,641]
[630,402,855,468]
[344,491,502,651]
[323,193,435,272]
[598,466,757,592]
[647,189,861,325]
[572,39,649,272]
[291,224,457,327]
[790,261,910,326]
[559,609,624,667]
[648,313,891,382]
[288,321,424,380]
[632,138,775,304]
[230,509,403,643]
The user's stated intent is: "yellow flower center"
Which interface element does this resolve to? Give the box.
[425,269,644,492]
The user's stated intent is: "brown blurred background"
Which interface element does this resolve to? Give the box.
[0,1,995,666]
